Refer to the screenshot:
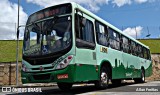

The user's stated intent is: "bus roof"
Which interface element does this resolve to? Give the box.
[70,2,149,49]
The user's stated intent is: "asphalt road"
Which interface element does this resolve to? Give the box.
[0,81,160,95]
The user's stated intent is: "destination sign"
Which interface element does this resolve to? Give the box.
[27,3,72,24]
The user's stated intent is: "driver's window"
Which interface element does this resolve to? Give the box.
[24,30,30,50]
[30,31,37,46]
[75,15,95,44]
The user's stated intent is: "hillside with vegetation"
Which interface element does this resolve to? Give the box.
[138,39,160,54]
[0,40,23,62]
[0,39,160,62]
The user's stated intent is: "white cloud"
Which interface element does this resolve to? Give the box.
[26,0,157,11]
[112,0,132,7]
[0,0,156,40]
[26,0,109,12]
[0,0,28,40]
[135,0,148,4]
[112,0,156,7]
[123,26,143,38]
[134,0,155,4]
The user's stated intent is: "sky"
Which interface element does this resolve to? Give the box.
[0,0,160,40]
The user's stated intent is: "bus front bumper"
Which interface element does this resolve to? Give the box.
[21,64,75,84]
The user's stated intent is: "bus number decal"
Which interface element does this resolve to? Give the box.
[100,47,108,53]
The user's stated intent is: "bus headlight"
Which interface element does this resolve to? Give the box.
[55,55,73,70]
[22,63,30,72]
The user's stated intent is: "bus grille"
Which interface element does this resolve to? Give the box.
[32,66,54,70]
[33,74,50,80]
[24,56,59,65]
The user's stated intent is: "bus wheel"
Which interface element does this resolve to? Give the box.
[134,69,145,83]
[95,67,109,89]
[57,82,73,91]
[111,79,121,86]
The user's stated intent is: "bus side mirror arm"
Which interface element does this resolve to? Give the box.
[17,25,26,39]
[17,29,19,39]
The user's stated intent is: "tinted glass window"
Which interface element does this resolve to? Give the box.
[147,49,151,60]
[23,16,72,57]
[83,20,94,43]
[75,15,94,43]
[108,28,120,50]
[131,41,137,56]
[143,48,148,59]
[95,21,109,46]
[122,36,129,53]
[137,45,143,58]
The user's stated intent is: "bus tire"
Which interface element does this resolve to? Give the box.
[95,67,109,89]
[57,82,73,91]
[134,69,145,83]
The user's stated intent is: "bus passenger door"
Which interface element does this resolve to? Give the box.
[74,13,98,82]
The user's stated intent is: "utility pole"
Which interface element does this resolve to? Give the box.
[146,26,151,38]
[147,27,149,37]
[135,27,137,39]
[16,0,20,86]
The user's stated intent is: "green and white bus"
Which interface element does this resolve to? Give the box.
[21,2,152,90]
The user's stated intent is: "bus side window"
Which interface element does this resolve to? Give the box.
[143,48,146,59]
[147,49,151,60]
[135,44,139,56]
[75,14,95,49]
[134,43,138,56]
[81,19,94,43]
[128,40,131,54]
[137,45,140,57]
[122,36,129,53]
[143,48,148,59]
[108,28,120,50]
[141,46,144,58]
[95,21,109,47]
[138,45,143,58]
[135,44,138,56]
[120,37,123,51]
[75,15,81,39]
[131,41,135,55]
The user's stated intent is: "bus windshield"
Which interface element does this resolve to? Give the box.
[23,16,72,57]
